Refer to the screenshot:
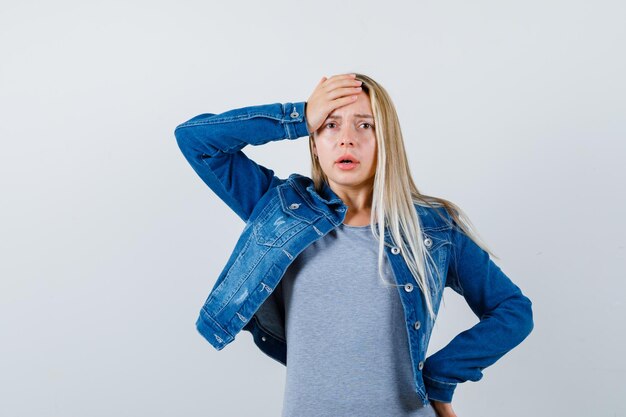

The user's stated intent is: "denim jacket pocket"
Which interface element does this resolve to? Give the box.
[424,230,451,262]
[253,198,310,247]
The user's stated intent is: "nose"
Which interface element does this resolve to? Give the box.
[338,128,356,147]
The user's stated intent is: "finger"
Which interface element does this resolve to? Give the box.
[331,72,357,80]
[322,80,362,98]
[328,94,359,110]
[326,86,362,100]
[308,76,329,102]
[322,73,358,88]
[324,75,360,90]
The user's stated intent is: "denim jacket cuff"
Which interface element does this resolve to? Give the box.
[196,308,234,351]
[282,102,310,139]
[423,374,457,403]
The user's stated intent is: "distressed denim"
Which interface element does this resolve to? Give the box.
[174,101,534,405]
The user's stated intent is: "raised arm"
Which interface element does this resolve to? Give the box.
[423,221,534,403]
[174,102,310,222]
[174,74,364,222]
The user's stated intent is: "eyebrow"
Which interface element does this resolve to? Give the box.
[326,114,374,120]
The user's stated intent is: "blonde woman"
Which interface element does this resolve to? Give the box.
[174,73,534,416]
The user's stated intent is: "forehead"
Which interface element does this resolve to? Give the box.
[327,92,373,118]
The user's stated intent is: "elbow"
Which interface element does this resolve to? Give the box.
[174,118,221,160]
[173,112,215,146]
[173,113,203,149]
[508,294,534,346]
[174,124,189,148]
[521,295,534,340]
[174,124,203,160]
[493,292,534,349]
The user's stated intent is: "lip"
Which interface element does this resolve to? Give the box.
[334,154,360,164]
[334,153,360,171]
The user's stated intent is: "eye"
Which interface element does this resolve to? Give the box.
[324,122,337,129]
[360,122,373,129]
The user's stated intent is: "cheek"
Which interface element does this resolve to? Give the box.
[366,141,377,162]
[314,141,332,160]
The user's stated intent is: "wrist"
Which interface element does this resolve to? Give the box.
[284,102,310,139]
[304,101,313,135]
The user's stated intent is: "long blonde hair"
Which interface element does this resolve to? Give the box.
[308,73,497,319]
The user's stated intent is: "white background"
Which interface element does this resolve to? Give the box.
[1,1,624,416]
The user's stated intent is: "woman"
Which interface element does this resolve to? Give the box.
[174,73,534,416]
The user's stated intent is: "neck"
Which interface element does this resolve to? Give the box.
[329,182,373,226]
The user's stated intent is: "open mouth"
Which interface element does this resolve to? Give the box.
[335,154,359,165]
[335,154,360,170]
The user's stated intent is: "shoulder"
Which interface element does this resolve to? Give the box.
[286,173,314,188]
[247,173,320,222]
[414,202,455,231]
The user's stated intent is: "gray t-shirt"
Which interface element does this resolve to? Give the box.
[280,223,436,417]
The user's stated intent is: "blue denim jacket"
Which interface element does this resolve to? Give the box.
[174,101,534,405]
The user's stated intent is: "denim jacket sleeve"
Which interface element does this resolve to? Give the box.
[174,102,310,222]
[422,220,534,403]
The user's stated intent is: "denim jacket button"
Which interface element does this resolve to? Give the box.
[424,238,432,248]
[414,320,421,330]
[290,111,299,118]
[261,336,267,342]
[289,203,301,210]
[404,283,414,292]
[391,246,400,255]
[418,361,424,370]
